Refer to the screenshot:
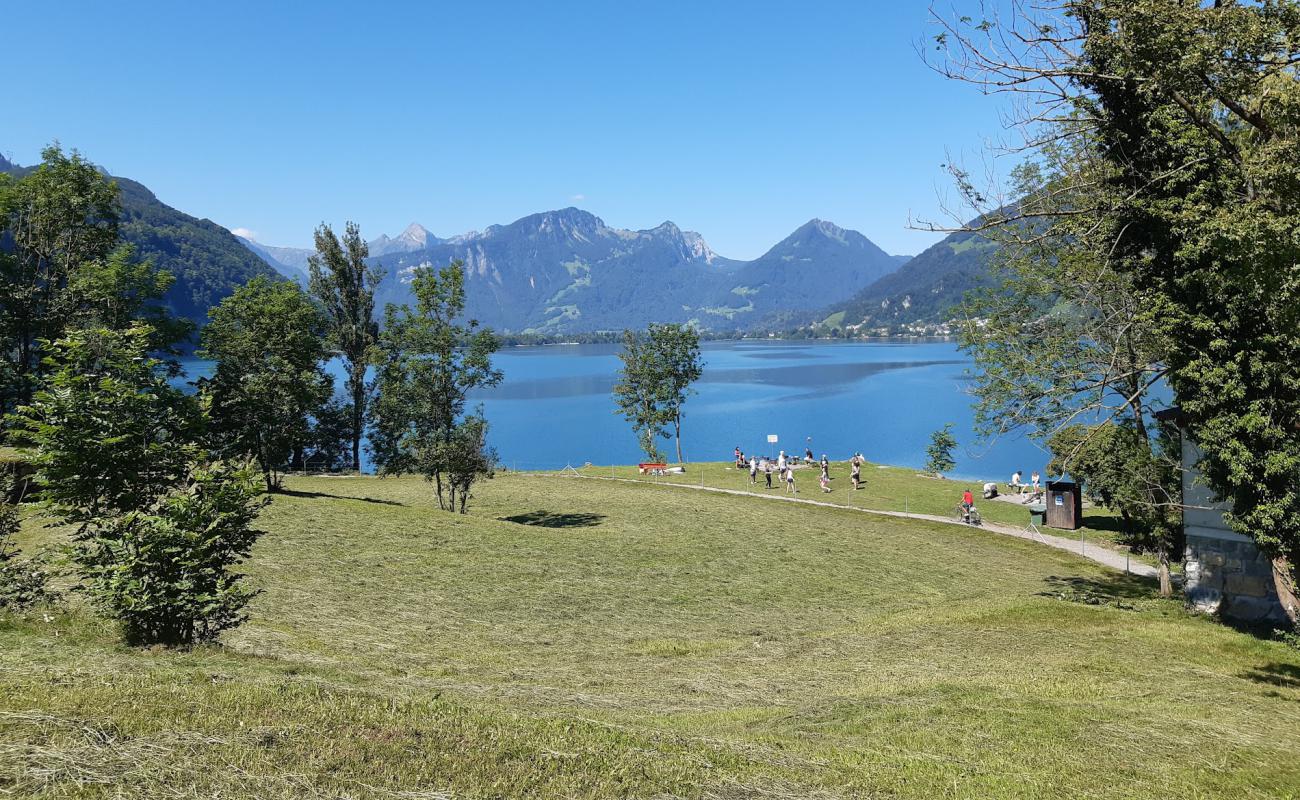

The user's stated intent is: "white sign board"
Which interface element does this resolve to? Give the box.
[767,434,779,444]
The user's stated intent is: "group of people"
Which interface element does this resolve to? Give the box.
[1008,469,1043,502]
[734,447,867,495]
[960,467,1047,524]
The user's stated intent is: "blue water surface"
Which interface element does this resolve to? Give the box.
[180,340,1051,482]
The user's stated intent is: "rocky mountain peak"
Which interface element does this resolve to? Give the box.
[398,222,434,246]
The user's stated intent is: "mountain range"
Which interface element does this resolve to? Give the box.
[4,149,992,335]
[245,209,913,333]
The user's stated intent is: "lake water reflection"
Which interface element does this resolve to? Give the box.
[181,339,1049,481]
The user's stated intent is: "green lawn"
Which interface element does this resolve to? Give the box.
[588,460,1147,558]
[3,472,1298,798]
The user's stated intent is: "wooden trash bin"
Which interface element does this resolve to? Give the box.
[1045,480,1082,530]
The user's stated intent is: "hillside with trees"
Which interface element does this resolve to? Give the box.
[0,151,278,326]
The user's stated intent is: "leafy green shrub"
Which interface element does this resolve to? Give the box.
[1277,622,1300,652]
[74,462,268,646]
[11,325,268,645]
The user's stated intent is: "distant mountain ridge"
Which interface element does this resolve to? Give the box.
[237,223,446,285]
[821,223,997,333]
[246,208,912,333]
[1,153,279,324]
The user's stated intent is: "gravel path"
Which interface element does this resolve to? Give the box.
[562,473,1157,579]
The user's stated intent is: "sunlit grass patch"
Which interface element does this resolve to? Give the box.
[3,471,1297,798]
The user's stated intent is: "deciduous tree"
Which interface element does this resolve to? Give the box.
[613,324,704,464]
[925,423,958,477]
[0,144,122,414]
[930,1,1300,610]
[200,277,332,491]
[370,260,501,513]
[308,222,383,472]
[10,325,200,528]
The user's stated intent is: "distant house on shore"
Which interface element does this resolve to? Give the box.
[1156,409,1295,626]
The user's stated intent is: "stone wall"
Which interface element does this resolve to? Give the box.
[1184,532,1289,626]
[1178,435,1291,627]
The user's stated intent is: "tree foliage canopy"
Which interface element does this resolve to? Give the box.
[935,1,1300,592]
[0,145,187,422]
[10,324,267,645]
[309,222,383,471]
[200,277,332,490]
[613,323,703,463]
[925,423,958,477]
[370,260,501,513]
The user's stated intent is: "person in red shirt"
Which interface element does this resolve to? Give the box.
[961,489,975,523]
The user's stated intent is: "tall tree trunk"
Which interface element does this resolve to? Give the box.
[674,416,683,464]
[351,373,364,473]
[1158,548,1172,598]
[1273,558,1299,625]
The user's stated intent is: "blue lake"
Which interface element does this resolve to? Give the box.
[181,340,1050,482]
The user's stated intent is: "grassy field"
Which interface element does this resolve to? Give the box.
[585,460,1146,558]
[3,471,1299,798]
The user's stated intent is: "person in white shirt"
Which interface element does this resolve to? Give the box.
[1010,471,1024,494]
[777,451,786,471]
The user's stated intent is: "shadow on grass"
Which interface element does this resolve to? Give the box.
[1040,573,1158,602]
[1241,663,1300,692]
[500,510,606,529]
[277,489,405,506]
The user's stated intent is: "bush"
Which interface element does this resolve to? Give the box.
[12,326,268,645]
[74,462,268,646]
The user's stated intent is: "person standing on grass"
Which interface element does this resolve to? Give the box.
[961,488,975,523]
[748,455,758,485]
[764,459,774,490]
[850,457,862,491]
[784,465,796,494]
[819,470,831,493]
[777,450,786,472]
[820,454,830,481]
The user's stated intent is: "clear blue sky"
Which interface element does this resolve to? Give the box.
[1,1,1010,258]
